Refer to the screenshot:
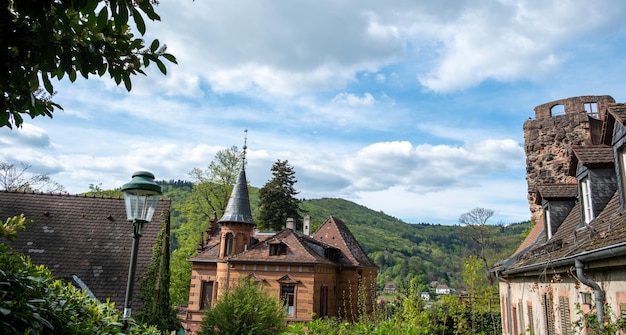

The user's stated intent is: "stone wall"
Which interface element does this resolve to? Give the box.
[523,95,615,219]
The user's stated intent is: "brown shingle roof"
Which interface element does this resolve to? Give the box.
[190,216,377,270]
[312,216,377,268]
[505,190,626,274]
[535,183,578,204]
[572,145,614,166]
[0,191,170,310]
[608,103,626,124]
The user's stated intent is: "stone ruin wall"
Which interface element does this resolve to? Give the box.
[523,95,615,220]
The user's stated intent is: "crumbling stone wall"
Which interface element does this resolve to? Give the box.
[523,95,615,219]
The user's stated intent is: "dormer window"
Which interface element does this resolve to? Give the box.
[269,242,287,256]
[324,248,339,261]
[619,146,626,207]
[580,177,594,224]
[545,205,552,239]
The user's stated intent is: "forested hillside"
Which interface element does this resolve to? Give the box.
[160,181,531,299]
[301,198,531,290]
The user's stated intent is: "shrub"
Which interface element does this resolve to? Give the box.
[200,278,286,335]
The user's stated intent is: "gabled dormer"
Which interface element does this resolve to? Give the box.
[606,103,626,211]
[268,240,288,256]
[570,145,616,227]
[535,184,577,240]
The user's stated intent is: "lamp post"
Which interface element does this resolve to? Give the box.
[121,171,162,319]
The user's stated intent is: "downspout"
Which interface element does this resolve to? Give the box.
[575,259,604,331]
[496,270,513,335]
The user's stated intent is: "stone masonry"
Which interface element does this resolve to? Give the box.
[524,95,615,219]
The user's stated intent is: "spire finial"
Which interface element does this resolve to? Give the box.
[242,129,248,163]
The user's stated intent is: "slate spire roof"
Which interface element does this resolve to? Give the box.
[218,143,254,225]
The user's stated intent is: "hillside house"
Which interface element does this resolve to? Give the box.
[0,191,170,311]
[182,155,378,334]
[495,96,626,335]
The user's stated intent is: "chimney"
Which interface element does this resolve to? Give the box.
[303,215,311,235]
[286,218,295,230]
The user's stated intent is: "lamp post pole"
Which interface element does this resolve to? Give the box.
[121,171,162,320]
[123,220,146,318]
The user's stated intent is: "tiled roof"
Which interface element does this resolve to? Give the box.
[228,229,337,265]
[535,183,578,204]
[608,103,626,124]
[0,191,170,310]
[504,190,626,274]
[312,216,377,268]
[571,145,614,166]
[190,216,377,269]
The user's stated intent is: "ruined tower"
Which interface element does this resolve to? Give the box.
[524,95,615,219]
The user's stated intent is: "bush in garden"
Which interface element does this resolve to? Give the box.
[200,278,286,335]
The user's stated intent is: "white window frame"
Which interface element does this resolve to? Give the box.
[545,206,552,239]
[581,177,594,224]
[619,147,626,203]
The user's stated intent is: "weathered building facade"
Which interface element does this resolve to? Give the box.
[495,96,626,335]
[183,157,377,334]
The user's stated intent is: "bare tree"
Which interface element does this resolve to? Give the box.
[0,162,65,193]
[459,207,496,285]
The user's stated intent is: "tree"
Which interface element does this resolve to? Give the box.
[169,147,242,306]
[199,278,286,335]
[137,210,180,333]
[186,146,242,219]
[459,207,496,285]
[256,159,303,231]
[0,161,65,193]
[1,0,177,128]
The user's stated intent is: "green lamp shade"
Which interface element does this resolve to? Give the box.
[121,171,162,222]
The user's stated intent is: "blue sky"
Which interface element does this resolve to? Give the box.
[2,0,626,224]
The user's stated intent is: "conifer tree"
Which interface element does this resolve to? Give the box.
[256,160,303,231]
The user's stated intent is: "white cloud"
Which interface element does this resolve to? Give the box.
[332,93,376,107]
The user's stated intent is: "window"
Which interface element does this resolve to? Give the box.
[269,243,287,256]
[225,233,233,256]
[512,305,518,335]
[580,177,594,224]
[542,294,555,335]
[619,147,626,206]
[201,281,214,309]
[518,302,525,333]
[281,285,295,317]
[527,305,535,334]
[320,286,329,317]
[559,296,572,335]
[324,248,338,261]
[584,102,599,118]
[545,205,553,239]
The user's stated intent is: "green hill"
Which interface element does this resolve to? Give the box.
[161,182,531,292]
[300,197,530,290]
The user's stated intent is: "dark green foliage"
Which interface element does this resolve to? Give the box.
[137,210,180,332]
[199,278,287,335]
[0,0,177,128]
[0,215,159,334]
[257,160,303,231]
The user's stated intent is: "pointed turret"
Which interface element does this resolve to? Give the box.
[218,164,254,225]
[218,131,254,225]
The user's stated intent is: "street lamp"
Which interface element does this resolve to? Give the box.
[121,171,162,319]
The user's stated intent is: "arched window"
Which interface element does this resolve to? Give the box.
[225,233,234,256]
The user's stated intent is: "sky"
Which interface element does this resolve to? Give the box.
[2,0,626,225]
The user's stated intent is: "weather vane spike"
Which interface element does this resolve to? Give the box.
[242,129,248,162]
